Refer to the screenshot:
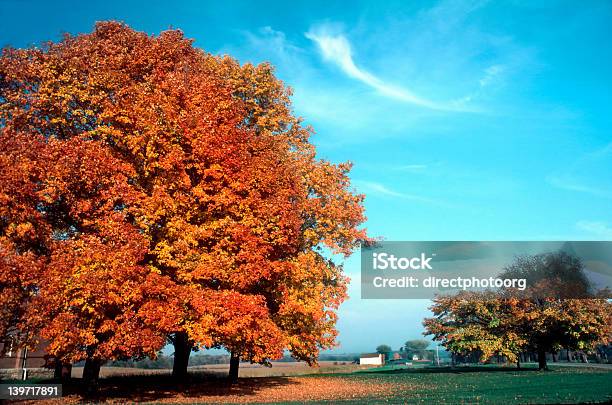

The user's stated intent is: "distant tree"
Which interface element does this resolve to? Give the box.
[424,292,530,367]
[500,251,611,369]
[404,339,431,359]
[376,344,392,354]
[501,251,592,299]
[424,252,612,370]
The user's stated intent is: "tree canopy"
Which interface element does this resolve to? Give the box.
[375,344,392,354]
[0,21,368,383]
[423,252,612,369]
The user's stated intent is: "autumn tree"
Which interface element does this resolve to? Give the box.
[499,252,611,369]
[424,252,612,370]
[0,129,173,389]
[0,21,367,384]
[0,132,46,347]
[424,292,530,367]
[501,251,592,299]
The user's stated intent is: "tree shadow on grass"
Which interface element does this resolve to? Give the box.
[54,372,299,403]
[356,365,542,375]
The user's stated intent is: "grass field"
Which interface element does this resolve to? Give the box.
[6,363,612,404]
[331,364,612,404]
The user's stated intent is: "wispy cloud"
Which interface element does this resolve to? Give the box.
[305,27,477,112]
[391,161,446,172]
[546,175,612,198]
[246,26,307,60]
[546,143,612,199]
[577,221,612,239]
[591,141,612,158]
[354,180,451,207]
[227,0,537,141]
[356,181,410,198]
[395,164,429,171]
[479,64,505,88]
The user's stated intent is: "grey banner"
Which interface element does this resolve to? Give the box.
[0,384,62,399]
[360,241,612,299]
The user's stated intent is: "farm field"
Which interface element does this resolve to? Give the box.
[69,361,364,379]
[9,363,612,404]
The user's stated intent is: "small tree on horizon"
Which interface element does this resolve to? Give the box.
[404,339,431,360]
[376,344,392,355]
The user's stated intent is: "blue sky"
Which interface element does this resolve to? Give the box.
[2,0,612,353]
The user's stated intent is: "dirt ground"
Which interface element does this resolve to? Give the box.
[16,375,398,404]
[70,361,365,379]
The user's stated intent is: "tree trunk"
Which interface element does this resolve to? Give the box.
[53,359,63,380]
[537,347,548,370]
[172,331,192,380]
[62,363,72,380]
[552,352,558,362]
[53,360,72,381]
[580,352,588,363]
[83,357,101,393]
[229,352,240,384]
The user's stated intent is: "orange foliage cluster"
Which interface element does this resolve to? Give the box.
[0,22,368,366]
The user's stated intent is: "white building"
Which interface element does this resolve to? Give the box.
[359,353,384,365]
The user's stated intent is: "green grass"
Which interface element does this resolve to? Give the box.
[292,364,612,404]
[3,364,610,404]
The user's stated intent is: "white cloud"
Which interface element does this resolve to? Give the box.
[591,141,612,158]
[546,175,612,198]
[353,180,451,207]
[236,26,309,77]
[546,143,612,199]
[305,27,476,112]
[225,0,537,142]
[356,181,408,198]
[395,164,428,171]
[479,64,505,87]
[577,221,612,239]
